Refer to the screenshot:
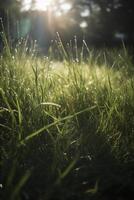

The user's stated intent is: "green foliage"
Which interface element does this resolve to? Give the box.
[0,37,134,199]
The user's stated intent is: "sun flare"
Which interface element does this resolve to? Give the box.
[22,0,72,13]
[22,0,55,11]
[34,0,54,11]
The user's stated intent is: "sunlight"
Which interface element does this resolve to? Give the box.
[34,0,54,11]
[80,21,88,29]
[22,0,72,14]
[80,9,90,17]
[60,3,72,13]
[22,0,55,11]
[21,0,31,11]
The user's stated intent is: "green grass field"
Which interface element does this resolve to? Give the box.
[1,36,134,200]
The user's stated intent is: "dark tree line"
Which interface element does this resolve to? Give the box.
[71,0,134,46]
[0,0,134,48]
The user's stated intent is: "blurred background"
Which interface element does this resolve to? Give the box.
[0,0,134,53]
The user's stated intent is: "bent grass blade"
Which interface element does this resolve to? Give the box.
[35,102,61,109]
[20,106,96,145]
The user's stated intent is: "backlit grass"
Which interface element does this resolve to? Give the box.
[1,36,134,199]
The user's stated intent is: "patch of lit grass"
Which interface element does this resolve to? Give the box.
[1,33,134,199]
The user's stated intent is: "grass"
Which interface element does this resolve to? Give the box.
[0,33,134,200]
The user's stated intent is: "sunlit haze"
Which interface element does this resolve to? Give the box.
[34,0,54,11]
[22,0,72,13]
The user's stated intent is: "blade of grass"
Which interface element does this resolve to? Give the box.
[20,106,96,145]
